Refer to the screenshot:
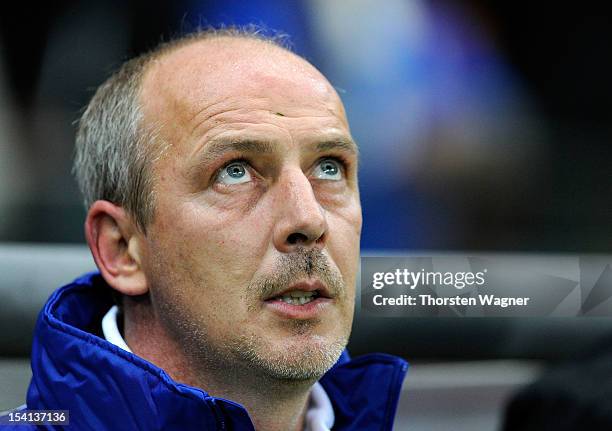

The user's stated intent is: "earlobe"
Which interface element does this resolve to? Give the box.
[85,200,148,296]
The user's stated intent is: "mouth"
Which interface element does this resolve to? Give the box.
[273,290,320,305]
[264,280,332,304]
[263,280,334,318]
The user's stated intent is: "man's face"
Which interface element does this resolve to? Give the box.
[138,38,361,381]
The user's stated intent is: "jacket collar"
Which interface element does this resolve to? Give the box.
[27,272,408,430]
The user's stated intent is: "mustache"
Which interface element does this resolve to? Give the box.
[249,248,345,301]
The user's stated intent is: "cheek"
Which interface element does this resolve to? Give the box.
[144,211,261,339]
[146,197,275,303]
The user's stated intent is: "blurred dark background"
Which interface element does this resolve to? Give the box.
[0,1,610,251]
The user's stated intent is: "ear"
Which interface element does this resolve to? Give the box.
[85,200,148,296]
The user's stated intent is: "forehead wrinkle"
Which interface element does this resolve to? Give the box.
[186,96,280,145]
[187,120,289,164]
[188,97,241,131]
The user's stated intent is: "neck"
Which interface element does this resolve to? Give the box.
[123,297,313,431]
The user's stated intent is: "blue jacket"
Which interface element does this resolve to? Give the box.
[1,273,408,430]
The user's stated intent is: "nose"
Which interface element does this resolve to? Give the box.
[272,168,327,253]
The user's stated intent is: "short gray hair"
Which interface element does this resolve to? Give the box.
[73,26,291,232]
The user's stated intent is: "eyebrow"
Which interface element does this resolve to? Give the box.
[315,139,359,157]
[190,139,276,168]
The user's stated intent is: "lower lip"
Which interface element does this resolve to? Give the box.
[264,297,333,319]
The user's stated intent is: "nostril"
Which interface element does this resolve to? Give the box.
[287,232,308,245]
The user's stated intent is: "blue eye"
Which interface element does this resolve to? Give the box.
[313,158,343,181]
[217,161,252,185]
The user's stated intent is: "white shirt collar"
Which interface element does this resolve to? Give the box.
[101,305,131,352]
[102,305,334,430]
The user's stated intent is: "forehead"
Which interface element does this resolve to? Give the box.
[140,37,348,138]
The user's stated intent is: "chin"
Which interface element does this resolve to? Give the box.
[238,332,348,381]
